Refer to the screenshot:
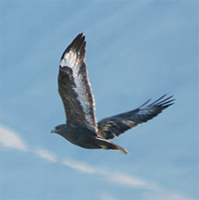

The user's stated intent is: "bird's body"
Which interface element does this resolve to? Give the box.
[54,125,97,149]
[52,33,175,154]
[53,124,128,154]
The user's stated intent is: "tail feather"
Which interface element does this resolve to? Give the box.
[96,138,128,154]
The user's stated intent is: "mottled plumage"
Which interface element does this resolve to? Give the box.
[51,33,175,154]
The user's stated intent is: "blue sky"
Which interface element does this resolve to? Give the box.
[1,1,198,200]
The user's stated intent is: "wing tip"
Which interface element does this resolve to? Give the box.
[114,147,129,155]
[153,94,175,109]
[61,32,86,60]
[140,94,175,110]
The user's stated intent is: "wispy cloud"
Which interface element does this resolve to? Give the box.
[0,125,28,151]
[107,173,159,190]
[0,124,190,200]
[34,149,57,162]
[100,193,119,200]
[62,158,98,173]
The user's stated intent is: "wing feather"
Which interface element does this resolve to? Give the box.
[58,33,97,132]
[97,95,175,139]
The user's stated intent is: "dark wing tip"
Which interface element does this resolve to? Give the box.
[149,94,175,110]
[134,95,175,124]
[139,94,175,110]
[61,33,86,60]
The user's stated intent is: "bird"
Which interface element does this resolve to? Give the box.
[51,33,175,154]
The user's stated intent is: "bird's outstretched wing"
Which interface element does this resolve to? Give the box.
[58,33,97,132]
[97,95,175,139]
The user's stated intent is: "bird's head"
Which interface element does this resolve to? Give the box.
[51,124,66,135]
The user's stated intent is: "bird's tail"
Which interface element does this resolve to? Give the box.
[96,138,128,154]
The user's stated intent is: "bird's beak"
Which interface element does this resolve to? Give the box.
[51,129,56,133]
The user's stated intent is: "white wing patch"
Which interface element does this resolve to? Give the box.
[60,51,78,69]
[138,106,158,116]
[138,108,152,115]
